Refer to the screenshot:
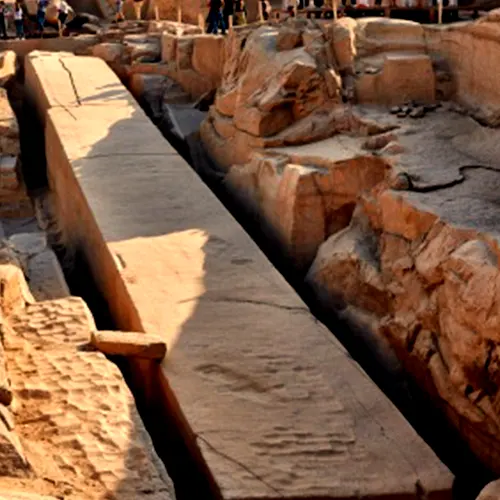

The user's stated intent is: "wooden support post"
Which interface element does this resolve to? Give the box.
[437,0,442,23]
[333,0,337,19]
[198,12,204,29]
[258,0,264,21]
[154,2,159,20]
[229,14,234,31]
[177,3,182,22]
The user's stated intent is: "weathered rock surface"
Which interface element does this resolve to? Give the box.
[91,330,167,360]
[425,18,500,125]
[160,32,226,97]
[5,297,175,499]
[227,152,390,269]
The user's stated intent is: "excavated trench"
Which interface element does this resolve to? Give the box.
[138,95,495,498]
[9,57,495,500]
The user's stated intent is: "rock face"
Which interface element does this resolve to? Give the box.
[306,183,500,474]
[161,32,225,98]
[226,152,390,270]
[425,13,500,125]
[201,19,404,169]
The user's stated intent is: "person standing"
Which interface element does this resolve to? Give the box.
[0,2,7,40]
[115,0,124,21]
[58,0,69,36]
[13,2,23,39]
[133,0,143,19]
[37,0,48,37]
[206,0,226,34]
[234,0,246,24]
[222,0,233,30]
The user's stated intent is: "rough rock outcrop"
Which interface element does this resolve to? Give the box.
[226,152,390,270]
[306,184,500,473]
[201,19,404,169]
[161,31,225,97]
[425,12,500,125]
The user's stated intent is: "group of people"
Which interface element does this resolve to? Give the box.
[205,0,271,34]
[0,0,70,40]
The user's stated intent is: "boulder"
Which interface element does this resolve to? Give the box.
[379,53,435,106]
[191,35,225,84]
[307,215,389,316]
[234,106,293,137]
[354,18,426,57]
[0,261,33,317]
[91,43,124,64]
[227,153,389,270]
[90,331,167,360]
[332,17,357,71]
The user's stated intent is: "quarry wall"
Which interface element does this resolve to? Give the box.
[425,20,500,125]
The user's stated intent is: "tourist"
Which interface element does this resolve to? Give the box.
[0,2,7,40]
[133,0,142,20]
[115,0,124,22]
[58,0,69,36]
[222,0,233,30]
[234,0,246,24]
[37,0,48,36]
[260,0,271,19]
[206,0,226,35]
[13,2,23,39]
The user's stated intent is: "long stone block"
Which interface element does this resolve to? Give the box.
[27,52,454,499]
[24,51,137,117]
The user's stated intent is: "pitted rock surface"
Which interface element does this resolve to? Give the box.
[4,297,175,499]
